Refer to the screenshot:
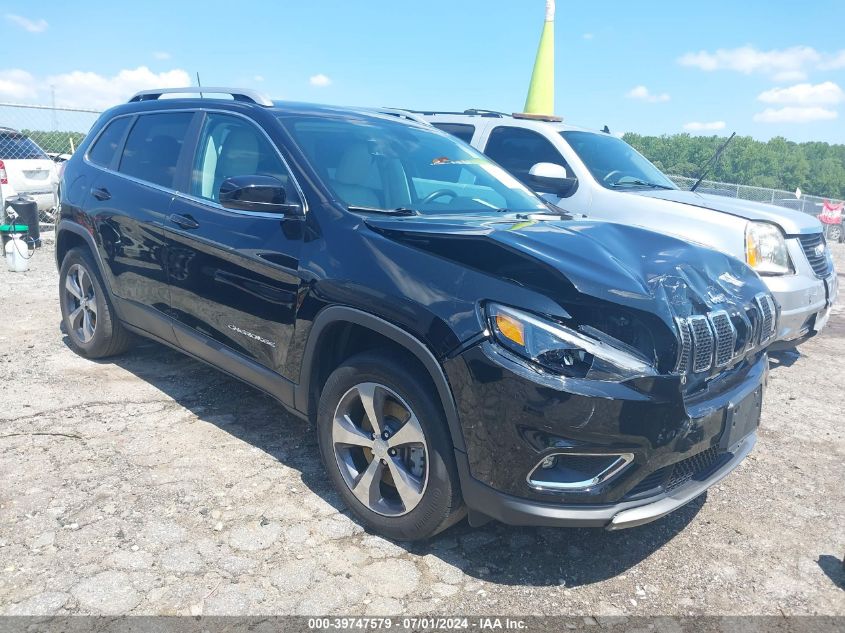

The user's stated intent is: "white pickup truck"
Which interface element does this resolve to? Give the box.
[408,109,837,347]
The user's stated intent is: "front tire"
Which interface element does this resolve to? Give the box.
[317,351,463,540]
[827,224,843,243]
[59,247,133,358]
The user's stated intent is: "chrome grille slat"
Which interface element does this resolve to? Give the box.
[798,232,831,278]
[755,293,776,343]
[689,316,714,373]
[674,318,692,374]
[709,310,736,367]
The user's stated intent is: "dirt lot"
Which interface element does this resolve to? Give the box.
[0,237,843,617]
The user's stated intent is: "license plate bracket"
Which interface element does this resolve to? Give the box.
[720,386,763,451]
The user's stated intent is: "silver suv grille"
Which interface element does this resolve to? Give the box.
[798,232,831,278]
[674,293,777,374]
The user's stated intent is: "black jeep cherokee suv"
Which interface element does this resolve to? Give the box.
[56,88,777,540]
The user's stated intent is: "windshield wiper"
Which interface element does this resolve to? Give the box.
[610,178,674,190]
[347,205,419,216]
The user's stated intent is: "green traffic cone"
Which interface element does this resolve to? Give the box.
[523,0,555,115]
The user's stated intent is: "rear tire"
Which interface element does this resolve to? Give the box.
[827,224,843,243]
[59,247,133,358]
[317,350,464,540]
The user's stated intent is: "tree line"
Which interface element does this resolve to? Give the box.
[23,129,87,155]
[623,132,845,201]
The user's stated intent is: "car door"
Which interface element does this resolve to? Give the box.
[84,111,196,340]
[165,111,306,383]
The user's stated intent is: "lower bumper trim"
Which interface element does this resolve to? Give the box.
[606,432,756,530]
[457,432,756,530]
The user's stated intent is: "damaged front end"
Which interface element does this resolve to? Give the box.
[364,214,775,525]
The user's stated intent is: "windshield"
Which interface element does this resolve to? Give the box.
[0,133,49,160]
[561,131,676,190]
[280,115,546,215]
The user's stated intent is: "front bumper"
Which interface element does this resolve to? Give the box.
[445,341,767,529]
[765,239,838,343]
[457,432,755,530]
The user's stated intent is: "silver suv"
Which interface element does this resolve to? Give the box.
[412,110,837,347]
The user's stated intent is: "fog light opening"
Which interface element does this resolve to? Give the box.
[527,452,634,492]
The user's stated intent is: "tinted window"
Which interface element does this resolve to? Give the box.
[88,117,131,167]
[191,113,297,204]
[0,132,48,160]
[281,115,545,215]
[561,131,676,190]
[484,126,569,183]
[432,123,475,144]
[118,113,193,189]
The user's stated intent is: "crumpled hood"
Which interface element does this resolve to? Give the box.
[631,189,822,235]
[364,214,768,326]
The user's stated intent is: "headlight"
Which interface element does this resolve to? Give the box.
[487,303,657,382]
[745,222,793,275]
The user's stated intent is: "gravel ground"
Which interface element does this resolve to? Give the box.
[0,236,843,617]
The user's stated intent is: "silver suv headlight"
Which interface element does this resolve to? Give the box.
[487,303,657,382]
[745,221,793,275]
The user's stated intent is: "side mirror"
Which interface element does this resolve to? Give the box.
[528,162,578,197]
[219,175,302,215]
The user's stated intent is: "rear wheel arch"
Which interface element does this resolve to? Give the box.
[296,306,467,453]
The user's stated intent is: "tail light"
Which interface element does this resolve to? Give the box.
[0,160,7,185]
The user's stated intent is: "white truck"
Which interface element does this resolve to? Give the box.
[409,109,837,347]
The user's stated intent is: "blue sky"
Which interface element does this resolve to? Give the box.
[2,0,845,142]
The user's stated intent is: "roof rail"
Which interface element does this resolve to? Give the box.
[128,87,274,107]
[367,108,432,125]
[403,108,507,118]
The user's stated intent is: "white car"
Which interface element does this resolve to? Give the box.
[0,127,59,215]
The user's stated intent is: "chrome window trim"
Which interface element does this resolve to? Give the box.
[526,452,634,492]
[82,107,309,217]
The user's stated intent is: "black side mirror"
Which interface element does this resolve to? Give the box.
[527,162,578,198]
[219,175,303,215]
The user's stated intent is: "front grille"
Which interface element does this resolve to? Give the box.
[625,446,723,498]
[756,293,776,340]
[689,316,714,372]
[710,311,736,367]
[675,297,777,375]
[798,232,831,278]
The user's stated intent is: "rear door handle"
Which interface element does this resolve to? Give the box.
[169,213,199,230]
[92,187,111,201]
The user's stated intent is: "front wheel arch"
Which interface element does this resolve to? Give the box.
[296,306,467,453]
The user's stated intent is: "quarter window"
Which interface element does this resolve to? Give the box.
[484,126,570,184]
[191,113,296,204]
[118,113,193,189]
[88,117,131,168]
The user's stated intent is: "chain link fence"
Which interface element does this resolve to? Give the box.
[668,175,842,217]
[0,102,101,225]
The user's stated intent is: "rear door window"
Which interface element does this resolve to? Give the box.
[88,117,132,168]
[484,126,570,184]
[0,132,49,160]
[118,112,194,189]
[431,123,475,144]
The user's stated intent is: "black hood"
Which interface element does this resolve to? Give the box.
[363,213,769,328]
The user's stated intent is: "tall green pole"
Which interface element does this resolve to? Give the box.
[523,0,555,115]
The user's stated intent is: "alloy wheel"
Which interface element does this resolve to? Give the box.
[332,382,428,516]
[64,264,98,343]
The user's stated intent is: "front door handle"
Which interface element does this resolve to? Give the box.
[92,187,111,201]
[169,213,199,230]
